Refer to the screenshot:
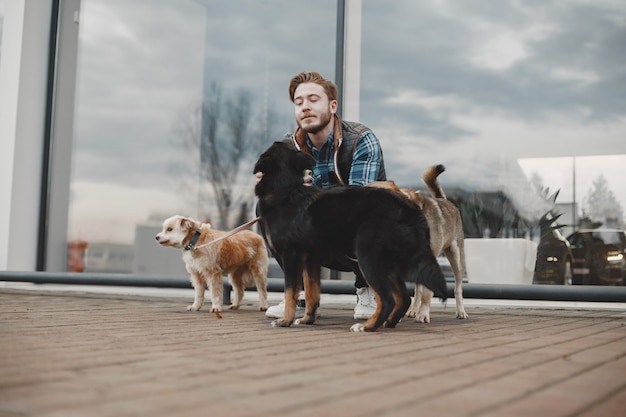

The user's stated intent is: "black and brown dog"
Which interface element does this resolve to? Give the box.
[253,141,447,332]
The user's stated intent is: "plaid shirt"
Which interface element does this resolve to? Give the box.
[307,127,383,188]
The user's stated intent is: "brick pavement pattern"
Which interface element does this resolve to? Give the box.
[1,288,626,417]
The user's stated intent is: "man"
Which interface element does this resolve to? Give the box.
[265,71,387,320]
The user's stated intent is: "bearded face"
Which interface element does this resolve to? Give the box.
[297,108,333,134]
[293,82,336,134]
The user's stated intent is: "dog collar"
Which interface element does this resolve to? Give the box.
[184,230,202,251]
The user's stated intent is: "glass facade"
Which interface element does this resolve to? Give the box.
[360,1,626,231]
[359,1,626,285]
[68,0,336,274]
[3,1,625,286]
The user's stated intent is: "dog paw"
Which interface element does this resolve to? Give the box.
[187,304,201,311]
[228,305,240,310]
[415,312,430,323]
[210,306,222,313]
[271,318,292,328]
[405,309,417,318]
[296,315,316,325]
[384,317,402,328]
[350,323,366,332]
[259,306,268,312]
[456,310,469,319]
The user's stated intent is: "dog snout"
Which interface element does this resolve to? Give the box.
[155,234,160,241]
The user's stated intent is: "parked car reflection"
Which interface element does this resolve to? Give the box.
[533,212,573,285]
[566,229,626,285]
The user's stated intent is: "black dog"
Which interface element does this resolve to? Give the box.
[254,141,447,332]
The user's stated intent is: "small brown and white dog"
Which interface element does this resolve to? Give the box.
[155,215,269,313]
[369,165,468,323]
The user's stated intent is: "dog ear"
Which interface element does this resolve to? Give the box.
[178,217,195,232]
[254,141,284,175]
[253,154,269,175]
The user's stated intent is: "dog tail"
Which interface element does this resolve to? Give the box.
[422,164,446,199]
[415,256,448,301]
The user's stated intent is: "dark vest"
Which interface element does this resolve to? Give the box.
[286,115,386,185]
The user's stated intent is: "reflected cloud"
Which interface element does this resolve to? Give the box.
[68,0,626,244]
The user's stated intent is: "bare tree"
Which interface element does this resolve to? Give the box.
[171,82,286,229]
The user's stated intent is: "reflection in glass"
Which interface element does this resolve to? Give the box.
[68,0,335,273]
[567,229,626,285]
[360,1,626,284]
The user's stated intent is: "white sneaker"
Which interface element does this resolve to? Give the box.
[265,299,306,319]
[265,292,306,319]
[354,287,377,320]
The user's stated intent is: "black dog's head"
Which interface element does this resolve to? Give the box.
[254,141,315,197]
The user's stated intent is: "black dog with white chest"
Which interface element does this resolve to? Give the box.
[254,141,447,332]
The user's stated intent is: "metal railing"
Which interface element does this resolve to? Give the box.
[2,271,626,304]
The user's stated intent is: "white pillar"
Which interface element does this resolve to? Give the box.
[0,0,52,270]
[342,0,362,122]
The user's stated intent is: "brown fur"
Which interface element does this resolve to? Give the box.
[155,215,268,313]
[368,165,468,323]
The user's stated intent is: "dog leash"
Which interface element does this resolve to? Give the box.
[191,216,261,251]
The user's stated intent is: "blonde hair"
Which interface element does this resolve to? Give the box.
[288,71,338,102]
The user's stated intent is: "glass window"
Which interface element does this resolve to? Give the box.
[361,1,626,285]
[68,0,336,274]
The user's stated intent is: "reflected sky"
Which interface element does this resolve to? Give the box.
[68,0,626,243]
[360,0,625,187]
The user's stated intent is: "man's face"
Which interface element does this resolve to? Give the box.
[293,82,337,134]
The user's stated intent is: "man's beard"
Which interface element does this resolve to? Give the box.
[299,111,332,134]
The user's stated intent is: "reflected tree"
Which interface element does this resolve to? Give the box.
[171,82,286,229]
[582,174,625,229]
[438,186,530,239]
[451,191,522,238]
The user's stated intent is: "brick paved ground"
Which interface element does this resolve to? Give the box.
[1,288,625,417]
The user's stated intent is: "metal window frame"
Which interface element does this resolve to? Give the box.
[40,0,81,272]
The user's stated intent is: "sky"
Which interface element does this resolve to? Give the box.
[356,0,626,226]
[358,1,626,184]
[65,0,626,244]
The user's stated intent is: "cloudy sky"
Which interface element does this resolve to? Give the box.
[359,1,625,170]
[66,0,625,243]
[357,0,626,220]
